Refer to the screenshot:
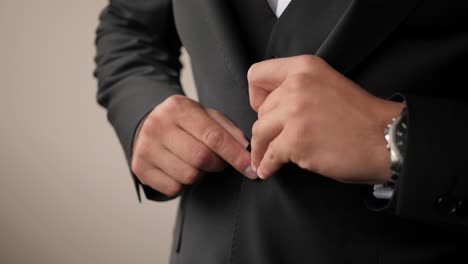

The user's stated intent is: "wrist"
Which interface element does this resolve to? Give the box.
[375,99,406,131]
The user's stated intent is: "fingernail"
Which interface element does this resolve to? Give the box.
[242,139,249,149]
[257,169,265,180]
[251,161,257,172]
[244,165,258,180]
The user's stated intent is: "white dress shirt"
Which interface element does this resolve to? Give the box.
[265,0,393,200]
[266,0,292,17]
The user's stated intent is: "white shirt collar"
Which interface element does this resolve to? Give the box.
[266,0,292,18]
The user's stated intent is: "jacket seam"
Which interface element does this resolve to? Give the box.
[228,177,244,264]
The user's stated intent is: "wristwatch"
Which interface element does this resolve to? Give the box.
[383,105,408,187]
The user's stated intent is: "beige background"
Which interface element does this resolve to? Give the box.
[0,1,197,263]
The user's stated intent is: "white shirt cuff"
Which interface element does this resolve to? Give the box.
[373,184,395,200]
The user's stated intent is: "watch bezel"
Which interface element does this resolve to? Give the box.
[384,107,407,183]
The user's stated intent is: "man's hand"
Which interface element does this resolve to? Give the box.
[132,95,257,197]
[248,55,404,184]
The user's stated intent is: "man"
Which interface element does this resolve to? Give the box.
[94,0,468,263]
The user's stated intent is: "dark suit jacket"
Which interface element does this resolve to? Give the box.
[94,0,468,263]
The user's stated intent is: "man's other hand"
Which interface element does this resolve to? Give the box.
[132,95,257,197]
[248,55,404,185]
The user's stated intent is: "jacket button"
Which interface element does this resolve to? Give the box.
[436,196,445,205]
[449,200,465,215]
[435,195,461,216]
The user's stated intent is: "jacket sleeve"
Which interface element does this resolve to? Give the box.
[94,0,183,202]
[368,92,468,232]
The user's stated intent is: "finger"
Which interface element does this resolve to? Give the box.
[177,104,258,180]
[250,110,285,171]
[133,160,183,197]
[206,108,249,148]
[146,146,204,185]
[248,55,324,112]
[257,132,290,180]
[257,85,283,119]
[247,57,291,112]
[161,128,226,172]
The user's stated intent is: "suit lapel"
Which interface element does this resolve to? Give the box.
[199,0,258,138]
[265,0,352,59]
[199,0,423,83]
[201,0,251,89]
[199,0,424,79]
[266,0,423,74]
[316,0,423,73]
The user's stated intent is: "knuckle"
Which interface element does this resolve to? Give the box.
[131,159,145,178]
[143,114,165,136]
[136,142,152,159]
[164,183,183,197]
[252,120,267,139]
[299,55,322,69]
[138,173,150,186]
[181,168,200,184]
[292,146,313,169]
[247,62,261,82]
[295,157,310,171]
[251,99,261,113]
[251,120,261,136]
[193,147,213,168]
[203,126,225,150]
[232,155,249,172]
[258,104,266,118]
[141,116,155,133]
[163,95,189,111]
